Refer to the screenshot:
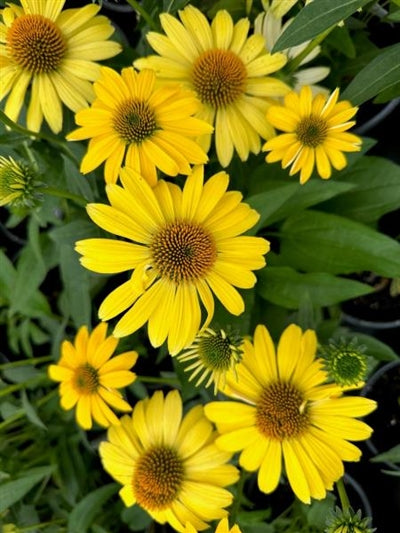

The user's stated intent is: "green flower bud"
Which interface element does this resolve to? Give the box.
[0,156,42,209]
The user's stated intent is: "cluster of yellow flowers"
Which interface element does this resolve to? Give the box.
[0,1,372,532]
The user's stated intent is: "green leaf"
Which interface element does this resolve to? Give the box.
[319,156,400,223]
[0,249,16,303]
[21,389,47,430]
[257,267,373,309]
[342,43,400,105]
[326,25,356,58]
[246,183,298,233]
[280,210,400,277]
[59,244,92,329]
[0,466,54,513]
[67,484,118,533]
[272,0,370,51]
[121,504,152,531]
[49,219,103,247]
[371,444,400,464]
[339,330,399,362]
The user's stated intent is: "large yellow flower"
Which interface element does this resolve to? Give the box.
[205,324,377,504]
[48,323,137,430]
[134,5,289,168]
[75,165,269,355]
[0,0,121,133]
[263,86,362,184]
[99,390,239,532]
[67,66,213,186]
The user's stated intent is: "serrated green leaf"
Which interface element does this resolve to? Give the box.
[67,484,118,533]
[280,210,400,277]
[257,267,373,309]
[272,0,370,51]
[0,466,54,513]
[342,43,400,104]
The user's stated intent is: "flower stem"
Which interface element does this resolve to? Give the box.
[229,468,247,523]
[38,186,87,207]
[18,519,65,532]
[336,477,350,512]
[0,355,53,371]
[0,110,80,166]
[125,0,158,30]
[285,26,334,74]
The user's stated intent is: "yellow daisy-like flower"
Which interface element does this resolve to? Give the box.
[263,86,362,184]
[177,327,243,394]
[75,165,269,355]
[0,0,121,133]
[67,66,213,186]
[48,323,137,430]
[204,323,377,504]
[99,390,239,532]
[184,517,242,533]
[134,5,289,168]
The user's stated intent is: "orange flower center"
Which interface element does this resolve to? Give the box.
[112,99,157,144]
[151,221,217,283]
[133,446,184,511]
[296,115,328,147]
[256,381,310,440]
[7,14,66,74]
[73,364,99,394]
[192,49,247,108]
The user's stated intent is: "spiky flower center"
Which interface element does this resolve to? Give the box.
[192,49,247,108]
[320,342,367,387]
[256,381,310,440]
[296,115,328,147]
[7,14,66,74]
[198,331,238,371]
[133,446,184,511]
[151,221,217,283]
[113,99,157,144]
[73,364,99,394]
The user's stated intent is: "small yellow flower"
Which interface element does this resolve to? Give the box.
[67,66,212,186]
[48,323,137,430]
[205,323,376,504]
[0,0,121,133]
[99,390,239,532]
[263,86,362,184]
[184,517,242,533]
[134,5,289,168]
[75,165,269,355]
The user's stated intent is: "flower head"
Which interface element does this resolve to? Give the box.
[75,165,269,355]
[0,0,121,133]
[205,323,377,504]
[99,390,239,532]
[325,506,375,533]
[134,5,289,168]
[318,338,368,388]
[184,518,242,533]
[177,327,243,394]
[0,156,42,208]
[263,86,362,183]
[48,323,137,430]
[67,66,213,186]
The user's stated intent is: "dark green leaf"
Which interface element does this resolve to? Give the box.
[67,484,118,533]
[0,249,16,302]
[280,210,400,277]
[319,156,400,222]
[326,25,356,58]
[0,466,54,513]
[246,183,298,233]
[257,267,373,309]
[342,43,400,105]
[273,0,370,51]
[371,444,400,464]
[21,389,47,430]
[121,504,152,531]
